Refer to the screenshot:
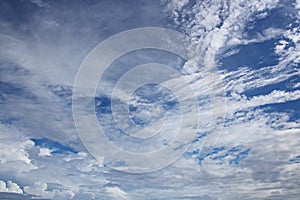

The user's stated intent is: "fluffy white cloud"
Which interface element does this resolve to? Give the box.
[0,180,23,194]
[24,182,74,200]
[0,140,33,165]
[24,182,48,197]
[0,124,37,173]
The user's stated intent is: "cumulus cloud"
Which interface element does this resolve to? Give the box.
[24,182,74,200]
[24,182,48,197]
[0,124,37,174]
[0,180,23,194]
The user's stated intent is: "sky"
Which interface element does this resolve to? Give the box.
[0,0,300,199]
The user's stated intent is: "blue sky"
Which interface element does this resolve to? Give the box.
[0,0,300,199]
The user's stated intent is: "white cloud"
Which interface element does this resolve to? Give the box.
[38,148,53,157]
[0,180,23,194]
[165,0,280,70]
[106,186,128,199]
[223,90,300,117]
[0,140,33,164]
[0,124,37,172]
[24,182,48,197]
[295,0,300,9]
[24,182,75,200]
[0,0,299,199]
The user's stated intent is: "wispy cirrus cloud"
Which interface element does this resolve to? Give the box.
[0,0,299,199]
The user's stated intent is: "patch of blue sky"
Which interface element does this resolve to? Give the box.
[259,99,300,122]
[0,1,39,33]
[185,146,251,165]
[31,138,78,154]
[95,96,112,114]
[192,132,209,143]
[0,81,37,102]
[242,75,300,98]
[289,155,300,164]
[219,1,298,72]
[96,84,180,127]
[103,160,127,168]
[244,2,296,39]
[219,39,280,71]
[162,100,179,110]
